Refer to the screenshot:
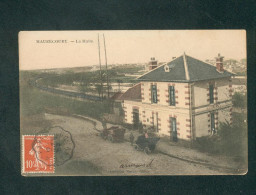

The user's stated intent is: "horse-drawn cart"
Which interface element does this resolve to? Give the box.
[100,126,126,142]
[134,135,160,154]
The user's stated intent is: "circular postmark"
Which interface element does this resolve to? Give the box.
[35,126,75,167]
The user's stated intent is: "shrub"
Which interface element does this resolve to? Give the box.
[192,113,247,161]
[232,92,246,108]
[122,123,133,130]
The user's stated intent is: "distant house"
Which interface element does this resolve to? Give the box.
[90,65,100,72]
[121,53,233,141]
[232,77,247,95]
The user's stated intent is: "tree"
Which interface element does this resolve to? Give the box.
[116,79,123,92]
[217,112,247,159]
[240,58,247,66]
[232,92,246,108]
[95,84,103,98]
[79,84,88,93]
[193,112,247,162]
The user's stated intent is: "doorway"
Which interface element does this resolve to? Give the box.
[133,108,139,129]
[210,112,216,134]
[155,112,159,132]
[152,112,159,132]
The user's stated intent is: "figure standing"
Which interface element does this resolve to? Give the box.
[102,118,107,130]
[29,137,49,170]
[145,131,149,138]
[129,132,134,145]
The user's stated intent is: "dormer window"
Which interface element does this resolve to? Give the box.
[164,65,170,72]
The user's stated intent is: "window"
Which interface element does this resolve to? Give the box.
[210,112,216,134]
[169,86,176,106]
[151,85,157,103]
[156,112,159,132]
[170,117,177,141]
[209,84,214,104]
[164,65,170,72]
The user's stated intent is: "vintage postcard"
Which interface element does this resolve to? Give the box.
[19,30,247,176]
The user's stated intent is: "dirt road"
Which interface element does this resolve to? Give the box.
[45,114,224,176]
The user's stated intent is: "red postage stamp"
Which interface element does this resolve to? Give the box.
[22,135,54,173]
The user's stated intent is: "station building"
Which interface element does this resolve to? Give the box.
[121,53,233,141]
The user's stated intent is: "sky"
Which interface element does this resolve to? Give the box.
[19,30,246,70]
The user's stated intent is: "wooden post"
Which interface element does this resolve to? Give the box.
[103,34,110,98]
[97,34,103,100]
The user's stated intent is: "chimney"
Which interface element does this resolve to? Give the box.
[215,53,224,72]
[148,57,158,70]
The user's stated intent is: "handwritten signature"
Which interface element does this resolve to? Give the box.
[120,159,154,168]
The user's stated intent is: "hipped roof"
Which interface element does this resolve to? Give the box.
[138,54,233,83]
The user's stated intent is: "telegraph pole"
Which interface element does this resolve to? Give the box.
[97,34,103,99]
[103,34,110,98]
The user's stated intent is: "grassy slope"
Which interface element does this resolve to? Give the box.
[20,71,113,120]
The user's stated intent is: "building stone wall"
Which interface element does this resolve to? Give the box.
[194,113,209,137]
[194,78,231,107]
[123,100,191,140]
[141,81,190,108]
[216,78,232,102]
[194,82,209,107]
[123,77,232,141]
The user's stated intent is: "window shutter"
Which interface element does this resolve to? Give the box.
[169,86,175,106]
[151,85,157,103]
[209,85,214,104]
